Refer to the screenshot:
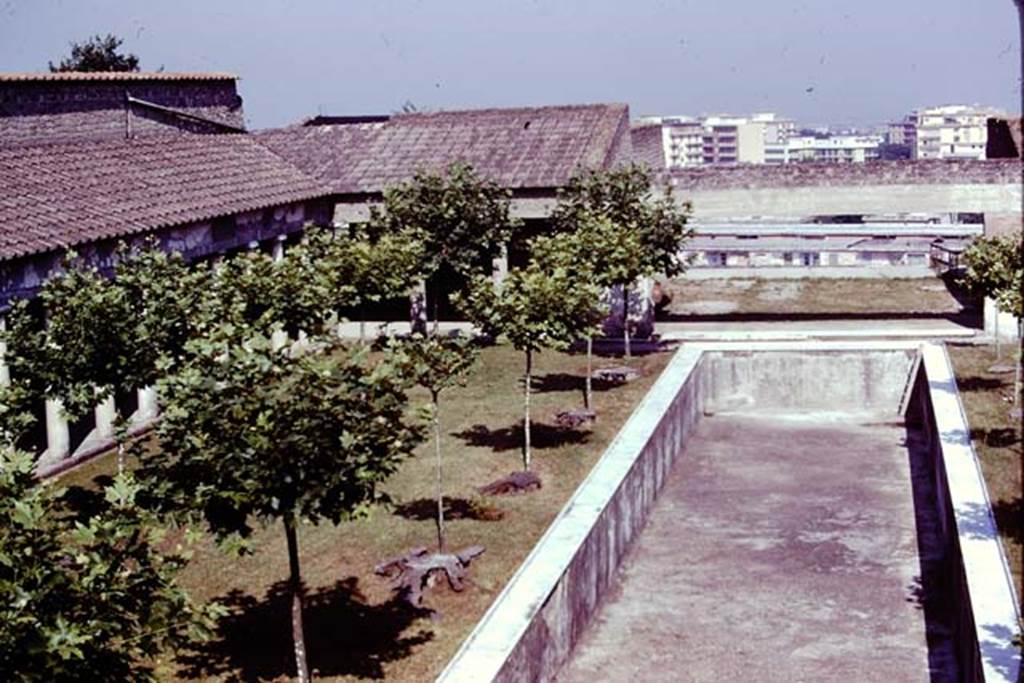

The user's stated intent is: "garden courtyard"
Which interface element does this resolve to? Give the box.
[56,335,1021,682]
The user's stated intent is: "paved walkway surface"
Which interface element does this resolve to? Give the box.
[657,318,978,342]
[558,413,954,682]
[684,266,938,280]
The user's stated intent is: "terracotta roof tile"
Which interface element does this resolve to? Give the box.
[255,103,631,194]
[0,134,332,261]
[0,71,237,82]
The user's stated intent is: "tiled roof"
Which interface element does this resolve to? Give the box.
[255,103,631,194]
[0,71,237,82]
[0,134,332,261]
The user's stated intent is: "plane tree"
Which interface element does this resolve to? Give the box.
[0,448,221,681]
[134,331,422,682]
[549,164,693,356]
[368,163,520,333]
[388,333,479,551]
[962,234,1024,409]
[458,264,600,470]
[531,214,637,409]
[0,247,205,469]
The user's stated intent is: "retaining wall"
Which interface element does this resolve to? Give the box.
[437,342,1021,683]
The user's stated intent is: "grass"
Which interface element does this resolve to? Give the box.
[51,337,1024,676]
[947,343,1023,608]
[57,344,672,682]
[661,275,978,320]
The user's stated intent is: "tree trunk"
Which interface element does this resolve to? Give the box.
[359,303,366,345]
[1015,319,1022,411]
[432,282,440,337]
[996,308,1002,361]
[585,335,593,410]
[622,283,632,359]
[433,391,445,553]
[523,349,532,471]
[284,517,310,683]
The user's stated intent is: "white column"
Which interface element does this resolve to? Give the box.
[0,315,9,387]
[492,244,509,286]
[985,297,1021,341]
[272,236,290,349]
[410,280,428,335]
[135,386,159,423]
[94,393,116,440]
[44,399,70,461]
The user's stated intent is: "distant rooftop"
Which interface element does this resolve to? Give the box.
[255,103,631,194]
[0,71,237,82]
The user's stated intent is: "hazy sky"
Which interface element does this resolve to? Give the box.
[0,1,1020,130]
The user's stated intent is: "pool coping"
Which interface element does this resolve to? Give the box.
[435,340,1020,682]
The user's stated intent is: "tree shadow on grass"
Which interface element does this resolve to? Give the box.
[178,577,433,681]
[957,376,1009,392]
[531,372,619,396]
[453,423,590,452]
[394,497,504,522]
[991,497,1024,546]
[969,427,1021,448]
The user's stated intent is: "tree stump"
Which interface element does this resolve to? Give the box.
[477,471,542,496]
[374,545,486,607]
[554,408,596,429]
[593,365,640,384]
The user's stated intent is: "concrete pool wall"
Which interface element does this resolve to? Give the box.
[436,342,1021,683]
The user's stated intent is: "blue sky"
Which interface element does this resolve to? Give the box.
[0,0,1019,130]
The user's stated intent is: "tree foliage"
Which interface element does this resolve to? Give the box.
[0,449,220,681]
[962,234,1023,318]
[369,163,519,327]
[370,163,517,278]
[458,265,600,469]
[135,331,423,680]
[49,34,140,73]
[0,246,204,464]
[547,164,693,355]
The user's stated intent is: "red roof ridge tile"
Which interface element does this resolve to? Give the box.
[0,71,238,82]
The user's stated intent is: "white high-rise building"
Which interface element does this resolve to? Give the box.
[637,112,796,167]
[903,105,1003,160]
[787,134,883,163]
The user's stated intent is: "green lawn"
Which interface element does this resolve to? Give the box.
[58,344,672,682]
[53,339,1022,679]
[947,343,1023,607]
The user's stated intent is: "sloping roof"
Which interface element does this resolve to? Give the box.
[255,103,631,194]
[0,133,332,261]
[0,72,237,82]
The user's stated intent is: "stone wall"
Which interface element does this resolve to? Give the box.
[629,124,664,171]
[0,78,245,144]
[666,159,1020,192]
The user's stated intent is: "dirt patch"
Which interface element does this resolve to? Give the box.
[757,281,803,302]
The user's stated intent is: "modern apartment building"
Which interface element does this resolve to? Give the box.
[787,134,883,163]
[634,112,795,167]
[898,105,1003,160]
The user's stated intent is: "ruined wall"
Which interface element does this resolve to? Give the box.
[629,124,665,171]
[666,159,1020,191]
